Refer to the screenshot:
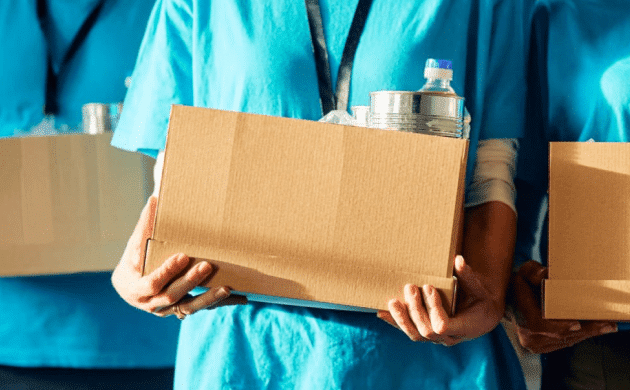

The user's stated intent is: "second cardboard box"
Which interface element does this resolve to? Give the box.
[545,142,630,320]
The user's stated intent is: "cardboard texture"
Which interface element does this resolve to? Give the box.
[545,142,630,320]
[0,133,154,276]
[146,105,468,312]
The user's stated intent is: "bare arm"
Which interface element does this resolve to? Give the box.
[461,200,516,316]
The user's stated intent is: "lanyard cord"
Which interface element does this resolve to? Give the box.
[36,0,106,115]
[305,0,373,115]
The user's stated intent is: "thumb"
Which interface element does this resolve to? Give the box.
[124,196,158,270]
[518,260,547,286]
[453,255,486,296]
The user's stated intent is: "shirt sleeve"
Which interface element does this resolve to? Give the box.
[111,0,193,158]
[465,138,519,213]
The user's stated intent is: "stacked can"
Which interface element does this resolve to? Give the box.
[351,105,370,127]
[81,102,123,134]
[368,59,468,139]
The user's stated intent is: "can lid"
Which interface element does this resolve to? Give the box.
[424,58,453,80]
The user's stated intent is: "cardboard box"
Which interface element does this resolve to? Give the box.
[0,133,154,276]
[145,105,467,312]
[544,142,630,320]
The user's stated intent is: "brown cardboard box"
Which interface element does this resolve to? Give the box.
[145,105,467,312]
[544,142,630,320]
[0,133,154,276]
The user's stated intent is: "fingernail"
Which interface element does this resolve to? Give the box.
[601,325,617,334]
[197,261,211,273]
[406,284,418,297]
[422,285,433,296]
[569,323,581,332]
[389,299,402,311]
[218,286,230,298]
[177,253,188,263]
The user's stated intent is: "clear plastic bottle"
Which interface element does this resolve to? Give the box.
[419,59,457,95]
[416,58,468,138]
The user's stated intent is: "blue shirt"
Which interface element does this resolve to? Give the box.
[0,0,180,368]
[114,0,528,388]
[0,0,163,133]
[0,0,46,134]
[515,0,630,267]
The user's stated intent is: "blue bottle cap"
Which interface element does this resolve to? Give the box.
[424,58,453,70]
[437,59,452,70]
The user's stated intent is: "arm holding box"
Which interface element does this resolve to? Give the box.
[378,139,521,344]
[506,260,617,354]
[112,153,246,318]
[379,201,517,345]
[504,141,616,353]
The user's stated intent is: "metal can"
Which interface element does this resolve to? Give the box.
[82,103,111,134]
[81,102,124,134]
[368,90,465,138]
[351,105,370,127]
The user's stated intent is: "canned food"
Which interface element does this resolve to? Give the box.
[368,91,465,138]
[82,103,111,134]
[351,105,370,127]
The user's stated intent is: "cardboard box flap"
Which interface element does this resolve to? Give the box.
[146,239,457,312]
[154,106,468,281]
[544,279,630,320]
[549,142,630,281]
[1,240,133,276]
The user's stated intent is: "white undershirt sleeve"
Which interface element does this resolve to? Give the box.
[465,138,519,214]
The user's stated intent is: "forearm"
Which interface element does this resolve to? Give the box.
[461,138,519,308]
[462,201,517,309]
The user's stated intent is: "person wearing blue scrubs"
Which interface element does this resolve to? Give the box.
[0,1,180,389]
[509,0,630,388]
[111,0,529,388]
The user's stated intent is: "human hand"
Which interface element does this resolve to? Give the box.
[377,255,503,345]
[506,260,617,354]
[111,196,246,319]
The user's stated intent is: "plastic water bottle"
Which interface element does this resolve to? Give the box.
[416,58,467,138]
[419,59,458,95]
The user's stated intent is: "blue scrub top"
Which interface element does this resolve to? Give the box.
[0,0,163,133]
[114,0,528,388]
[515,0,630,268]
[0,0,179,368]
[0,1,46,134]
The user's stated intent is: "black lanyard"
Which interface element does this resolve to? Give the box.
[305,0,373,115]
[36,0,106,115]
